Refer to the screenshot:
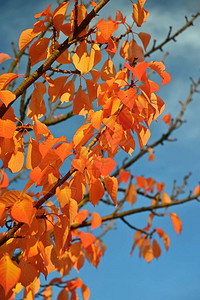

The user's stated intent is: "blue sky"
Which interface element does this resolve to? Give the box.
[1,0,200,299]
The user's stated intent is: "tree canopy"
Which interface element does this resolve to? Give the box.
[0,0,200,299]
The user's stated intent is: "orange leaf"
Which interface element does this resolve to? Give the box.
[73,86,91,117]
[75,209,88,224]
[142,238,154,263]
[96,19,118,42]
[0,73,19,90]
[27,82,46,119]
[11,197,34,226]
[118,169,130,184]
[91,0,97,6]
[152,239,161,258]
[48,76,67,103]
[194,185,200,196]
[60,80,75,103]
[90,110,103,131]
[161,192,171,205]
[53,2,70,31]
[0,90,16,107]
[0,53,12,65]
[162,113,171,125]
[26,138,42,170]
[56,186,71,208]
[125,183,137,205]
[169,212,182,235]
[138,32,151,51]
[0,170,9,189]
[101,59,116,81]
[79,232,95,248]
[156,228,170,250]
[82,284,90,300]
[0,119,16,138]
[29,37,49,65]
[91,212,102,230]
[89,179,105,206]
[0,253,21,296]
[93,157,116,176]
[19,28,40,51]
[132,3,149,27]
[103,176,118,205]
[148,61,171,86]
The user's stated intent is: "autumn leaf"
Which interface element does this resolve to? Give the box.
[169,212,182,235]
[0,73,19,90]
[29,37,49,65]
[11,198,34,226]
[91,212,102,230]
[89,179,105,206]
[27,82,46,119]
[96,19,118,42]
[93,156,116,176]
[73,85,92,117]
[19,29,40,51]
[194,185,200,196]
[162,113,171,125]
[0,254,21,296]
[101,59,116,81]
[0,53,13,65]
[0,119,16,139]
[0,90,16,107]
[53,2,70,31]
[125,183,137,205]
[161,192,171,205]
[138,32,151,51]
[152,239,161,259]
[118,169,130,184]
[103,176,118,205]
[79,232,95,248]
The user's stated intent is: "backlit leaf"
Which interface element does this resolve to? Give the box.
[79,232,95,248]
[19,29,40,51]
[0,119,16,138]
[0,53,12,65]
[91,212,102,230]
[169,212,182,235]
[138,32,151,51]
[0,253,21,296]
[101,59,116,81]
[29,37,49,65]
[27,82,46,119]
[161,192,171,205]
[53,2,70,31]
[0,73,19,90]
[0,90,16,107]
[194,185,200,196]
[96,19,118,41]
[11,198,34,226]
[103,176,118,205]
[162,113,171,125]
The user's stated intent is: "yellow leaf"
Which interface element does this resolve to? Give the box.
[19,29,40,51]
[0,253,21,296]
[161,192,171,205]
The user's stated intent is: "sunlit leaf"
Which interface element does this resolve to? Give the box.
[91,212,102,230]
[0,253,21,296]
[169,212,182,235]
